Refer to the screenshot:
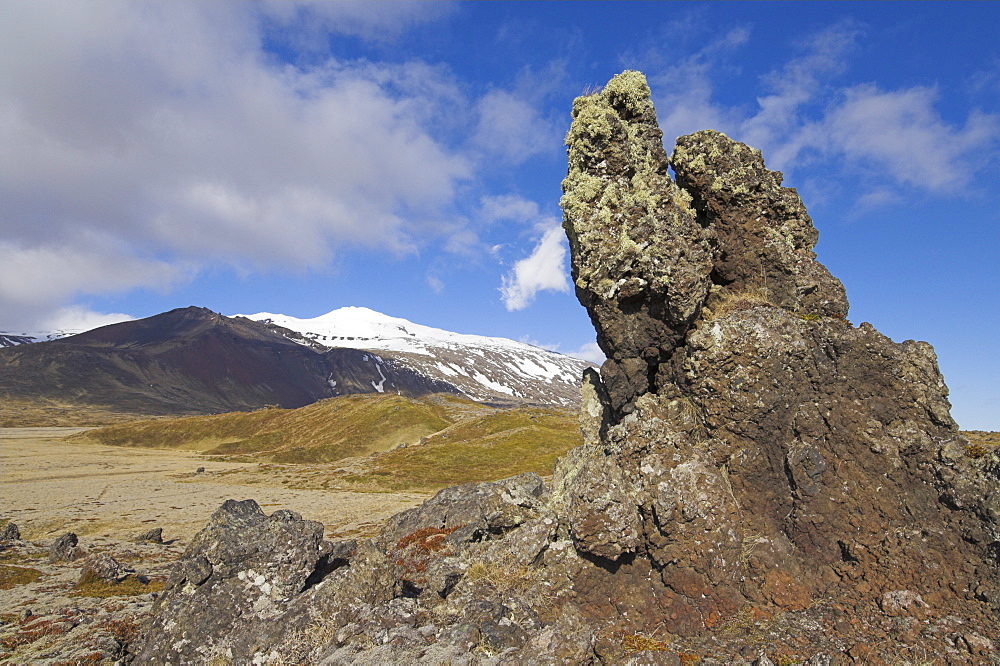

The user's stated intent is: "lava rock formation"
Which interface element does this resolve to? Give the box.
[132,71,998,664]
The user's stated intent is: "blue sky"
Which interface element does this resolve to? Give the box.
[1,2,998,429]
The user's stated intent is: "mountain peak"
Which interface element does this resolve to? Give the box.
[239,306,552,356]
[239,306,593,406]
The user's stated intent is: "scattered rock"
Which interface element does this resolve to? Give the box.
[130,70,1000,664]
[0,533,180,664]
[1,521,20,541]
[48,532,82,562]
[132,499,332,663]
[78,552,125,584]
[136,527,163,544]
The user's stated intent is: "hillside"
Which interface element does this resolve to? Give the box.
[0,307,340,420]
[72,393,583,491]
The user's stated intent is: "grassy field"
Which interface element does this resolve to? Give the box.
[0,398,164,427]
[333,406,582,491]
[72,393,584,492]
[67,393,998,495]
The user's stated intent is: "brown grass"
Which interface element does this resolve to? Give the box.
[70,393,582,494]
[621,632,672,655]
[963,431,999,459]
[336,406,582,491]
[0,617,66,650]
[73,393,458,464]
[464,551,534,597]
[0,398,158,427]
[709,286,775,319]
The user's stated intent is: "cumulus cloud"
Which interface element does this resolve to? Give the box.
[473,89,560,164]
[648,20,999,198]
[568,341,605,365]
[0,1,470,329]
[500,224,570,311]
[822,85,999,192]
[260,1,455,43]
[471,64,565,165]
[0,237,184,333]
[480,194,542,225]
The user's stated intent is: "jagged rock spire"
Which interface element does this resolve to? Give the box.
[562,71,849,416]
[562,71,713,414]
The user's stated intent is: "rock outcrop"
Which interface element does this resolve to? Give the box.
[1,521,20,541]
[48,532,82,563]
[133,71,999,664]
[135,527,163,544]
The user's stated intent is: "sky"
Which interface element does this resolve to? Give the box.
[1,2,998,429]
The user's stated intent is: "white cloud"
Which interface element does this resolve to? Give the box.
[739,22,861,170]
[0,238,183,332]
[500,224,570,311]
[473,89,559,164]
[0,241,182,307]
[426,274,444,294]
[480,194,541,224]
[37,307,135,337]
[648,20,999,196]
[516,336,603,365]
[0,1,470,329]
[851,187,902,214]
[650,27,751,148]
[471,63,565,165]
[260,1,455,44]
[821,85,999,192]
[568,341,605,365]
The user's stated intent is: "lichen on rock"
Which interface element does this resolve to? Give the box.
[562,70,714,415]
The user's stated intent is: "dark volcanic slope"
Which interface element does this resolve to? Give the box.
[0,307,458,417]
[0,307,334,415]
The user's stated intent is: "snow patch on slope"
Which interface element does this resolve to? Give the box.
[236,306,593,407]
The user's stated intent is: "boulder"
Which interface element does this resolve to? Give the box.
[48,532,81,562]
[78,552,125,584]
[1,521,20,541]
[135,527,163,544]
[132,499,331,663]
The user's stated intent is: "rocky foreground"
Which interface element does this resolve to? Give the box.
[108,72,1000,663]
[0,526,179,664]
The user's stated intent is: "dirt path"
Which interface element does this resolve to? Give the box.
[0,427,430,545]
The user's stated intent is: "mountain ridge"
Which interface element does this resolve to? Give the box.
[241,306,594,407]
[0,305,593,425]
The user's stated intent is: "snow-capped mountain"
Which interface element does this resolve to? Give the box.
[0,329,82,347]
[2,306,595,418]
[238,307,594,407]
[0,333,37,347]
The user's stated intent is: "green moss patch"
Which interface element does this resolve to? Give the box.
[70,574,165,598]
[338,407,582,491]
[0,564,43,589]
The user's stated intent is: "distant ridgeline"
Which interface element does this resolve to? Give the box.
[0,305,593,425]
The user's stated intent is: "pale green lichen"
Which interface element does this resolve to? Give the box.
[561,70,706,308]
[601,69,652,116]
